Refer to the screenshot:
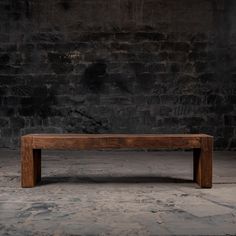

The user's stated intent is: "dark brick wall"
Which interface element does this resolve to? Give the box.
[0,0,236,149]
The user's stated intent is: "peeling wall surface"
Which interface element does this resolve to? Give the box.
[0,0,236,149]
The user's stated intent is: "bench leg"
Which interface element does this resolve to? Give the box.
[193,148,201,183]
[33,149,41,184]
[193,137,213,188]
[21,138,41,188]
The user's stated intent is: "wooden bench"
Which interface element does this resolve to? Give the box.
[21,134,213,188]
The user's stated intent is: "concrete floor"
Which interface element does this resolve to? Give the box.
[0,149,236,235]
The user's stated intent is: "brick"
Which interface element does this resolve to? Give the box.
[72,32,115,42]
[100,96,132,106]
[147,63,166,73]
[194,62,208,73]
[134,32,165,41]
[11,86,32,96]
[160,42,189,52]
[214,137,229,150]
[18,107,35,117]
[31,33,64,43]
[80,62,108,93]
[198,126,215,134]
[110,75,133,94]
[158,52,169,61]
[109,42,132,51]
[0,86,8,96]
[192,42,208,51]
[1,128,14,139]
[180,117,205,126]
[168,52,187,62]
[138,110,156,125]
[228,95,236,104]
[153,84,168,95]
[135,73,156,92]
[0,33,9,43]
[207,94,224,105]
[128,63,147,74]
[115,33,133,41]
[175,42,190,52]
[183,63,195,74]
[0,107,15,117]
[2,96,21,106]
[146,95,160,105]
[160,42,175,51]
[224,116,236,126]
[208,104,233,113]
[48,52,71,64]
[107,63,127,74]
[136,53,159,62]
[160,95,179,104]
[206,115,224,126]
[230,138,236,149]
[179,95,201,105]
[142,42,160,52]
[198,73,216,83]
[157,117,179,127]
[10,117,25,128]
[0,65,22,74]
[159,106,172,116]
[109,52,136,62]
[0,118,9,127]
[191,33,209,42]
[131,96,147,105]
[50,63,74,74]
[216,127,234,138]
[0,53,9,64]
[168,63,181,73]
[189,52,208,61]
[173,105,195,116]
[0,44,17,53]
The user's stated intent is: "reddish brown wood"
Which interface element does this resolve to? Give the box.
[193,137,213,188]
[21,137,41,188]
[21,134,213,188]
[27,134,205,150]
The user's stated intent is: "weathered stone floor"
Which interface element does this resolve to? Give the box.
[0,149,236,235]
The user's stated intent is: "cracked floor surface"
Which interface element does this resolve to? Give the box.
[0,149,236,235]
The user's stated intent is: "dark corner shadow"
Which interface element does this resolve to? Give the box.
[40,175,193,185]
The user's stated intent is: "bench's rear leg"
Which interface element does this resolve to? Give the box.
[193,148,201,183]
[21,138,41,188]
[33,149,41,183]
[193,137,213,188]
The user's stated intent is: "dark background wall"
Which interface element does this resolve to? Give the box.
[0,0,236,149]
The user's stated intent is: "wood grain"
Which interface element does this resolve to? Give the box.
[23,134,210,150]
[21,134,213,188]
[193,136,213,188]
[21,136,42,188]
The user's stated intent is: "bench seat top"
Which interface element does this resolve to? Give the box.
[22,133,212,138]
[21,134,212,150]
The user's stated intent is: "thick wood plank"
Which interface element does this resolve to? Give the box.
[20,134,210,150]
[21,136,35,187]
[21,134,213,188]
[23,134,211,138]
[21,137,41,187]
[193,137,213,188]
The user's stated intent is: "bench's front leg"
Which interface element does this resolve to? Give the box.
[193,137,213,188]
[21,137,41,188]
